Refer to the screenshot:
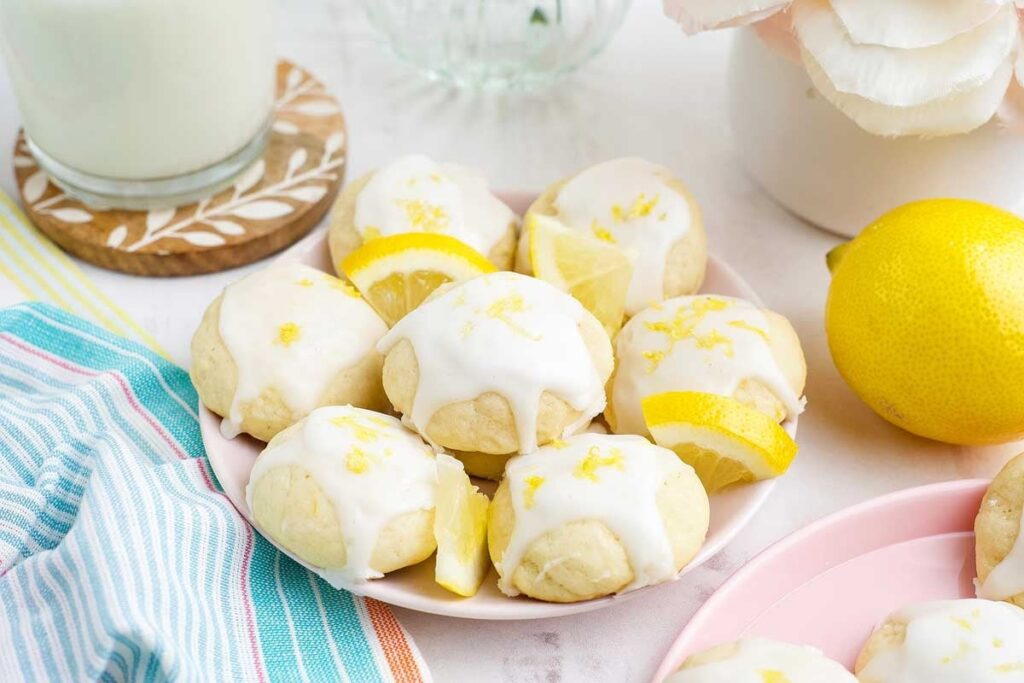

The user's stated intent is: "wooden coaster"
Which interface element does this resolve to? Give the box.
[12,60,347,276]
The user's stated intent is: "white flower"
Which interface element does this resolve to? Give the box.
[664,0,1024,137]
[664,0,789,33]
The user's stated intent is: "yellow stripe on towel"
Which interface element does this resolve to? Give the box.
[0,191,169,357]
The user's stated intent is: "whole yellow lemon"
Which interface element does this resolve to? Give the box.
[826,199,1024,445]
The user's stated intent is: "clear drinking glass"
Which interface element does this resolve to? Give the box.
[362,0,633,90]
[0,0,276,209]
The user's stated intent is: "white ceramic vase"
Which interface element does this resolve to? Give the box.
[728,28,1024,237]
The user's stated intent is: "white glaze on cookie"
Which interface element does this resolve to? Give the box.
[354,154,515,256]
[497,433,684,596]
[217,262,387,438]
[667,638,857,683]
[859,599,1024,682]
[246,406,436,582]
[377,271,607,453]
[551,157,695,314]
[611,295,804,436]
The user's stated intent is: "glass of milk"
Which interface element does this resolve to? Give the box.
[0,0,275,209]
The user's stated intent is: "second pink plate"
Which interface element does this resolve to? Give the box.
[652,478,989,681]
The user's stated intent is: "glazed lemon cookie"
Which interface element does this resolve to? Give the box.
[191,262,388,442]
[517,158,708,315]
[976,452,1024,606]
[328,154,518,271]
[378,271,613,478]
[856,599,1024,682]
[608,295,806,437]
[668,638,856,682]
[488,432,709,602]
[247,405,437,582]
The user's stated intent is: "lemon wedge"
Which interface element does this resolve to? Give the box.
[642,391,797,494]
[528,213,633,338]
[434,453,491,597]
[341,233,496,326]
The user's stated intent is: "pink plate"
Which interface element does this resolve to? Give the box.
[652,478,989,681]
[202,191,794,620]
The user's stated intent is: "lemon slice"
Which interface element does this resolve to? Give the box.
[434,453,491,597]
[642,391,797,494]
[528,213,633,338]
[341,233,496,326]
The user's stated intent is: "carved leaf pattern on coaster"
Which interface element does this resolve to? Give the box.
[15,62,345,254]
[14,154,96,226]
[274,64,341,123]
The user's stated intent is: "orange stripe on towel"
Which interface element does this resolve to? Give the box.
[364,598,425,683]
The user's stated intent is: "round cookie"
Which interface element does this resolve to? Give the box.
[976,452,1024,606]
[247,405,437,582]
[856,599,1024,682]
[377,271,613,478]
[487,433,709,603]
[328,154,518,271]
[190,261,388,442]
[607,295,806,437]
[668,638,856,682]
[516,157,708,315]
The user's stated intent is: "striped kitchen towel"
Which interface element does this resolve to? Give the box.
[0,189,430,682]
[0,303,430,683]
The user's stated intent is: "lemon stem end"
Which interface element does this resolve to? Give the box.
[826,241,852,275]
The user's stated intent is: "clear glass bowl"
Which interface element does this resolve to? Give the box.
[362,0,632,90]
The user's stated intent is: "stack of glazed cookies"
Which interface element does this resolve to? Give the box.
[663,454,1024,681]
[191,154,808,603]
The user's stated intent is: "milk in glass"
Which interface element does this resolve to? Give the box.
[0,0,275,203]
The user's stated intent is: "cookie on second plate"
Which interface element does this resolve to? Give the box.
[668,638,856,682]
[328,154,518,271]
[976,451,1024,606]
[855,599,1024,682]
[488,432,709,603]
[517,157,707,316]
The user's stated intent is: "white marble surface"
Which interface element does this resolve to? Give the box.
[0,2,1020,682]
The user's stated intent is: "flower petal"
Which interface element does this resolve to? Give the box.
[753,10,801,64]
[830,0,1006,49]
[793,0,1018,106]
[663,0,789,33]
[997,50,1024,132]
[802,46,1014,137]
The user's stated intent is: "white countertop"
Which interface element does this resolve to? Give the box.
[0,2,1020,681]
